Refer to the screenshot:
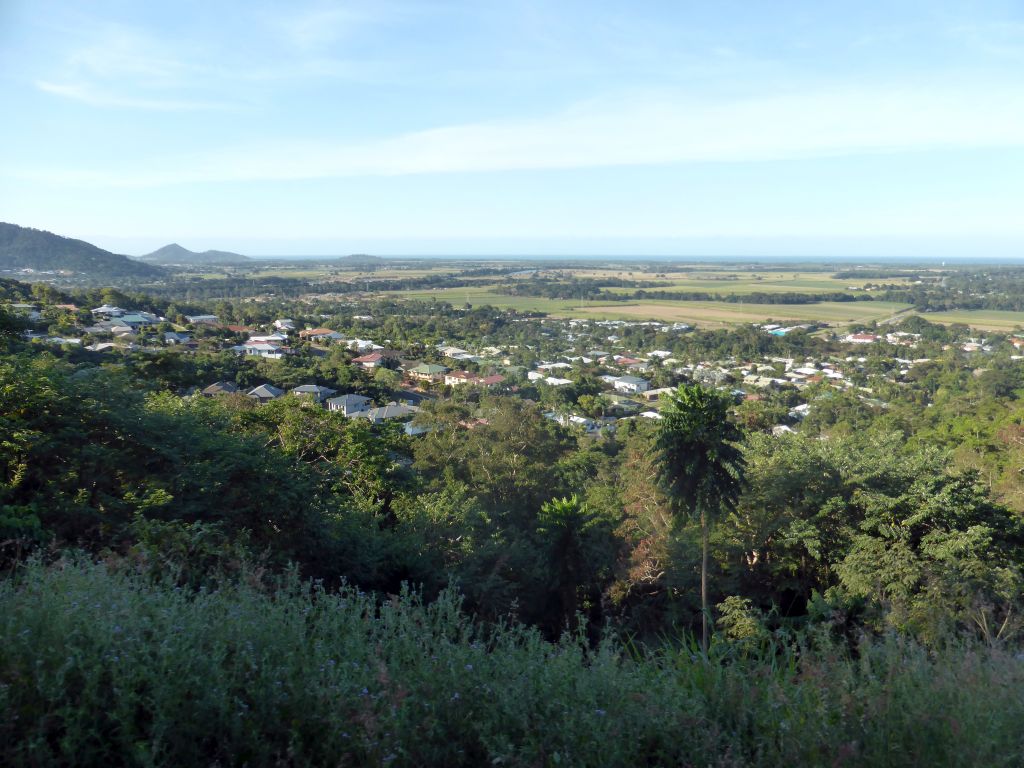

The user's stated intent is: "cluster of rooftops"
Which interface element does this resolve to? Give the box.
[200,382,420,425]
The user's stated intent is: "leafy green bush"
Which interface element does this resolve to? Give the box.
[2,560,1023,767]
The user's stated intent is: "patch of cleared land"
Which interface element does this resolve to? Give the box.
[386,285,913,327]
[912,309,1024,332]
[571,269,911,294]
[569,300,913,326]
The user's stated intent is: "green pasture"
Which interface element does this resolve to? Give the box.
[600,272,910,296]
[911,309,1024,332]
[386,284,913,327]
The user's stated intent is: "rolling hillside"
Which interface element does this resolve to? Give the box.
[0,223,164,280]
[139,243,251,265]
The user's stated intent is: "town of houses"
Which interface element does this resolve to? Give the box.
[8,298,1022,438]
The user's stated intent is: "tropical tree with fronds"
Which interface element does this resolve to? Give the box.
[656,383,746,650]
[536,494,604,634]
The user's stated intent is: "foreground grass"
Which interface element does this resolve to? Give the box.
[2,561,1023,767]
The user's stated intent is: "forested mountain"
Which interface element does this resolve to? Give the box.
[0,222,164,280]
[139,242,251,264]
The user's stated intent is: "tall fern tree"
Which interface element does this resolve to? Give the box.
[656,383,746,650]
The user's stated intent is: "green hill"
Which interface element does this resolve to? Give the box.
[0,222,164,280]
[139,242,251,265]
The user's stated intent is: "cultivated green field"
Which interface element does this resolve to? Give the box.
[386,284,913,327]
[572,300,912,326]
[601,273,910,295]
[910,309,1024,332]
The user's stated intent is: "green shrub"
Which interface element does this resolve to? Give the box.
[1,559,1022,767]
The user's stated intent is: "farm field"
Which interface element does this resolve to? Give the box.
[576,269,911,295]
[911,309,1024,332]
[386,284,913,326]
[570,300,913,326]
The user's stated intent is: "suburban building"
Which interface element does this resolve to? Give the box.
[845,333,879,344]
[247,384,285,403]
[614,376,651,395]
[290,384,338,403]
[326,393,372,416]
[444,371,507,387]
[353,402,419,424]
[299,328,344,342]
[352,352,386,369]
[408,363,448,382]
[202,381,238,397]
[238,342,289,359]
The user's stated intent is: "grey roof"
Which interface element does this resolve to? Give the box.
[247,384,284,399]
[291,384,338,397]
[616,375,649,385]
[326,393,371,407]
[203,381,238,395]
[355,403,419,421]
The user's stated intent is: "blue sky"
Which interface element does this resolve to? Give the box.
[2,0,1024,257]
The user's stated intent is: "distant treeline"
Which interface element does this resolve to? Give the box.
[832,270,934,280]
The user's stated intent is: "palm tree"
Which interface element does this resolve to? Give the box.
[536,495,599,633]
[655,383,746,650]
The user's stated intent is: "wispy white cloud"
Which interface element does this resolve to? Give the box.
[35,80,230,111]
[20,79,1024,186]
[278,5,371,50]
[32,21,238,110]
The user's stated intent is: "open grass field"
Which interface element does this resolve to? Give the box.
[571,300,913,326]
[569,269,911,294]
[385,284,913,326]
[910,309,1024,332]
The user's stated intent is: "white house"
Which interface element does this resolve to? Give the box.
[185,314,219,325]
[326,393,372,416]
[614,376,650,395]
[239,342,288,359]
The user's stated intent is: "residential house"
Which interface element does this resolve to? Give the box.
[291,384,338,403]
[326,393,372,416]
[354,402,419,424]
[118,312,159,327]
[544,412,601,434]
[642,386,674,402]
[202,381,238,397]
[408,363,448,382]
[845,333,879,344]
[299,328,345,342]
[614,375,651,395]
[444,371,507,388]
[247,384,285,403]
[248,333,289,344]
[346,338,381,351]
[238,341,289,359]
[352,352,386,369]
[91,304,125,317]
[185,314,219,325]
